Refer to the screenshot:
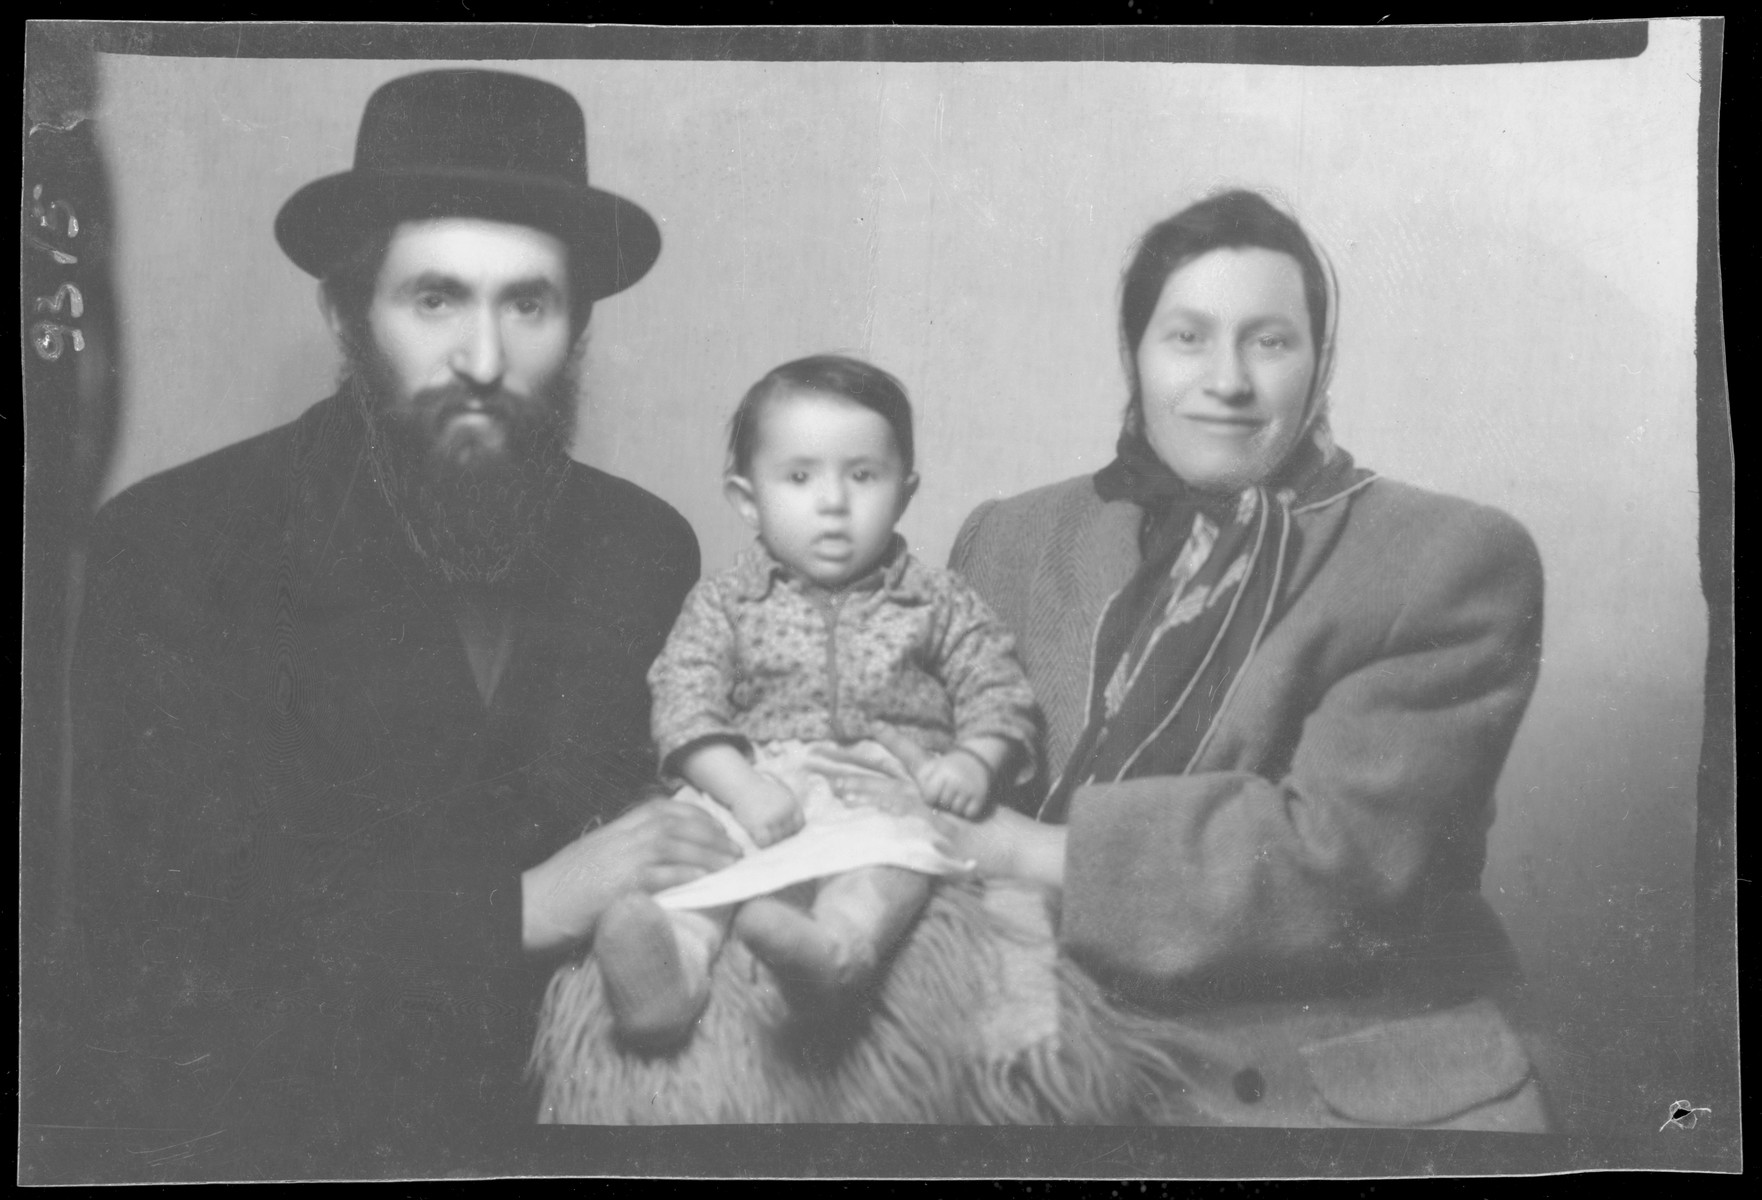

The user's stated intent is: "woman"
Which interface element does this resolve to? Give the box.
[936,189,1550,1130]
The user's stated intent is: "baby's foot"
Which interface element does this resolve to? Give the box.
[734,897,877,996]
[595,894,708,1050]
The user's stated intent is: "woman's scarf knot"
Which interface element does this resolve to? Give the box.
[1034,422,1370,824]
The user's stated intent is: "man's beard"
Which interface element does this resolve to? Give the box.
[342,335,582,587]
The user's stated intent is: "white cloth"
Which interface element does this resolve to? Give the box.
[653,739,976,913]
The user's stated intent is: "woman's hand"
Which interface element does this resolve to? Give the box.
[520,797,741,956]
[930,806,1069,889]
[847,725,1067,886]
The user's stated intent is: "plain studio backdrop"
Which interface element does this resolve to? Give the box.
[89,25,1707,1136]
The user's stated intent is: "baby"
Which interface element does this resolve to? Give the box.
[594,354,1039,1048]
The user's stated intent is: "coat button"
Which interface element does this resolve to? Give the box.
[1232,1067,1266,1104]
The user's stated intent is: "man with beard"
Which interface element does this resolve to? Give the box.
[44,70,740,1179]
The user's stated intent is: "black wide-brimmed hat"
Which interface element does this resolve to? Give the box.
[275,69,660,300]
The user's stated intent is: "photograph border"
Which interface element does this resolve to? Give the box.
[19,19,1736,1180]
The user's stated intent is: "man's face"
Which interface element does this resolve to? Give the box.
[360,217,578,480]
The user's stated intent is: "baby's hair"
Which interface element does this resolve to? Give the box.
[727,355,916,477]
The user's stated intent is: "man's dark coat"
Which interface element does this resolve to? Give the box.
[50,394,698,1176]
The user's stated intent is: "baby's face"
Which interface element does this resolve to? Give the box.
[728,389,917,590]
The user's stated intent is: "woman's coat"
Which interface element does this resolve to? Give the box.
[953,472,1553,1129]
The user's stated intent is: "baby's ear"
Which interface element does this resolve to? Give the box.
[899,472,921,515]
[724,475,761,530]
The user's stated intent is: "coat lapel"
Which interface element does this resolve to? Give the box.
[1026,476,1372,787]
[1029,492,1142,774]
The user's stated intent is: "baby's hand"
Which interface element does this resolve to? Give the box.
[726,776,805,848]
[914,750,993,818]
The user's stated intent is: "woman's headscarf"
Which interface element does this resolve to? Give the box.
[1035,241,1375,823]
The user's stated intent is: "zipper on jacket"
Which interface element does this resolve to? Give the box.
[813,590,850,740]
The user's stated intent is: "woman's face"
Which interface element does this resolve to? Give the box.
[1134,246,1317,493]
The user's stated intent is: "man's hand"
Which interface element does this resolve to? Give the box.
[725,775,805,847]
[520,797,740,956]
[914,750,992,818]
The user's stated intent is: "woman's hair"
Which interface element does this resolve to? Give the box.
[1118,189,1330,417]
[727,355,915,476]
[319,224,597,349]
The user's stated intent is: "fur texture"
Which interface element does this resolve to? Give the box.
[531,879,1204,1124]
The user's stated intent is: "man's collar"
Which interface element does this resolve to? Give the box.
[731,533,928,603]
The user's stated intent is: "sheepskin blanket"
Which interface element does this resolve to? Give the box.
[530,878,1202,1124]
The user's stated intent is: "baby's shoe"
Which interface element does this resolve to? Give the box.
[596,893,708,1050]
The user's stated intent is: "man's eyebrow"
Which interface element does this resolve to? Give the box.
[391,273,565,298]
[397,272,469,296]
[501,276,566,299]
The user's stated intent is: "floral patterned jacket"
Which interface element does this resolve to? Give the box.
[648,536,1040,780]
